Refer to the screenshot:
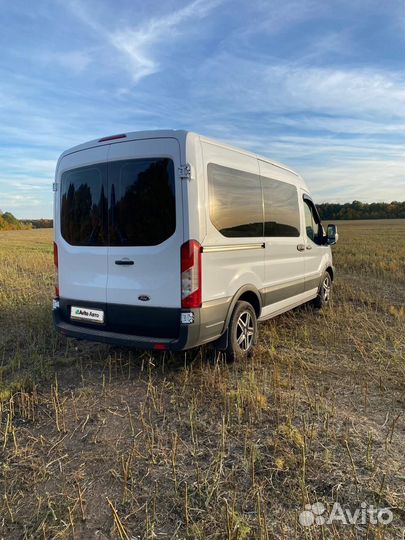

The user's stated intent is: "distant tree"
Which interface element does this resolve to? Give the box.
[20,219,53,229]
[0,211,32,230]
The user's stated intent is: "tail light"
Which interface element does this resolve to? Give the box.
[53,242,59,297]
[181,240,202,308]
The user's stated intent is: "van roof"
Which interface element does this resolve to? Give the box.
[60,129,306,187]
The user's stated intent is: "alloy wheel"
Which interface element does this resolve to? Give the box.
[323,275,331,303]
[236,311,254,351]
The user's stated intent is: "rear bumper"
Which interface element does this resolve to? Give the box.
[53,296,231,351]
[53,306,201,351]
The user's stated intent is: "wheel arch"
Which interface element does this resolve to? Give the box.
[224,284,262,329]
[325,265,335,281]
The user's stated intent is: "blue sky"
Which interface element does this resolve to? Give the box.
[0,0,403,218]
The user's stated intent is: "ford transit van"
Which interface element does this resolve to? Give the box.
[53,130,337,359]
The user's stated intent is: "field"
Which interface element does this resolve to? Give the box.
[0,220,404,539]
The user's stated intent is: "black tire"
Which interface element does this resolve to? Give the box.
[312,271,332,309]
[225,301,258,361]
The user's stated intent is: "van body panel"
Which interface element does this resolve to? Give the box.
[106,137,183,308]
[258,159,305,306]
[259,289,318,321]
[182,133,207,243]
[198,297,232,343]
[200,141,265,303]
[55,145,109,303]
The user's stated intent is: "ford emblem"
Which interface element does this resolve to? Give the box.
[138,295,150,302]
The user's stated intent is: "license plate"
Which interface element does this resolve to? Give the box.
[71,306,104,324]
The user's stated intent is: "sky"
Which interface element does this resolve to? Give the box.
[0,0,404,219]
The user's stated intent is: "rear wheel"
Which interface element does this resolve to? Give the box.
[313,271,332,309]
[225,301,258,360]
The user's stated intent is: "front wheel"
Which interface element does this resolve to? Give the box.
[225,301,258,361]
[312,271,332,309]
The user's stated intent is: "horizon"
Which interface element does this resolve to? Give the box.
[0,0,404,219]
[1,201,404,222]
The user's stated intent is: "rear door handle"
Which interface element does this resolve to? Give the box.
[297,244,305,252]
[115,259,134,265]
[306,245,312,250]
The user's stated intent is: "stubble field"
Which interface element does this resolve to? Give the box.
[0,220,404,539]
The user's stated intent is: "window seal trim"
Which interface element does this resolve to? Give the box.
[302,194,322,223]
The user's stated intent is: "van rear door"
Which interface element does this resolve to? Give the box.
[56,145,109,303]
[106,138,183,310]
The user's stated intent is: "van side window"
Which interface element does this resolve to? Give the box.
[303,199,323,245]
[262,179,300,237]
[208,163,263,237]
[61,164,107,246]
[109,158,175,246]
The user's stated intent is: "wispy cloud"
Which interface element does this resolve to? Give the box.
[63,0,224,83]
[304,159,405,203]
[193,57,404,120]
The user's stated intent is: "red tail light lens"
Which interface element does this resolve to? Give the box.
[181,240,202,308]
[53,242,59,297]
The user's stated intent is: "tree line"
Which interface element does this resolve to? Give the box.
[20,218,53,229]
[0,211,53,230]
[1,201,404,231]
[0,212,32,230]
[316,201,405,220]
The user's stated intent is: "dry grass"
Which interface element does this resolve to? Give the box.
[0,220,404,539]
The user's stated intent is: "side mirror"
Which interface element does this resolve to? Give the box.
[327,224,338,245]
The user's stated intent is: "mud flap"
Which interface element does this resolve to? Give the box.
[213,329,229,351]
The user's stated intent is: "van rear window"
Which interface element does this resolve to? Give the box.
[61,165,107,246]
[109,158,175,246]
[60,158,175,246]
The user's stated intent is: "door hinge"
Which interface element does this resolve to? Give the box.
[178,163,192,180]
[52,182,58,192]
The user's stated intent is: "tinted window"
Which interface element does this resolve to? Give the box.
[208,163,263,237]
[304,199,323,244]
[304,202,315,241]
[262,178,300,237]
[109,158,175,246]
[61,164,107,245]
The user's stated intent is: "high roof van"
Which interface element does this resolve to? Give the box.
[53,130,337,359]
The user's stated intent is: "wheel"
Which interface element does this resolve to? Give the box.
[312,271,332,309]
[225,301,258,361]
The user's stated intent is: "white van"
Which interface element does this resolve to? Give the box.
[53,130,337,358]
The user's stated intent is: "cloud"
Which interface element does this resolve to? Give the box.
[63,0,224,83]
[0,193,43,209]
[193,56,404,121]
[304,159,405,203]
[251,0,328,35]
[274,115,403,135]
